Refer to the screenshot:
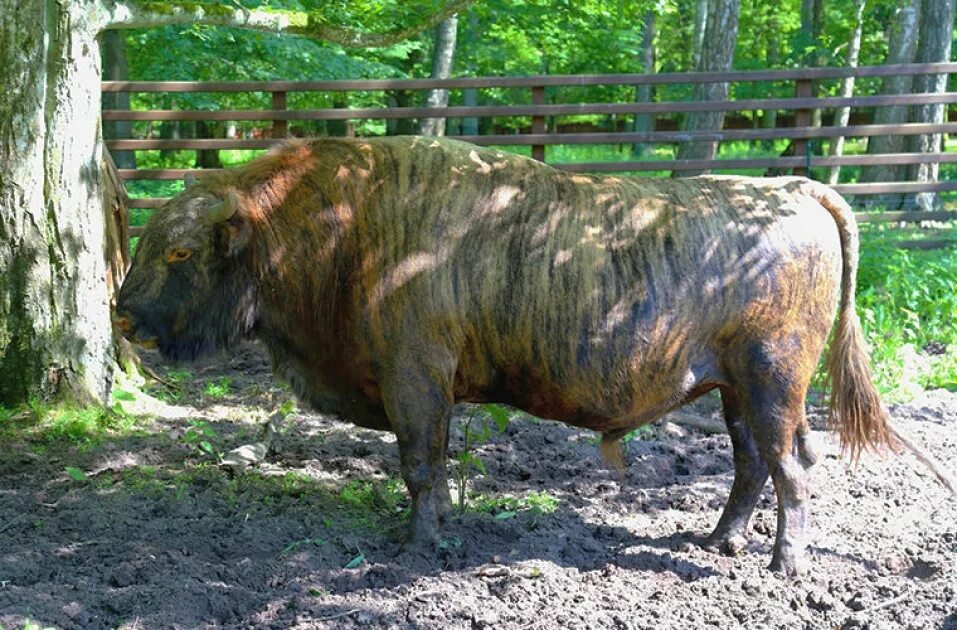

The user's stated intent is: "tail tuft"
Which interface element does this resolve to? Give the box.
[599,432,626,477]
[826,308,897,461]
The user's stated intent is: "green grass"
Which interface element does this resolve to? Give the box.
[0,400,145,448]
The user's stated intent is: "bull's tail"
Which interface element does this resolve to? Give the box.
[807,181,893,460]
[808,181,956,496]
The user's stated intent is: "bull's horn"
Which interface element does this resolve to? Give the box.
[207,190,238,223]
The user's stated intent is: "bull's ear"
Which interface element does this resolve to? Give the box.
[209,190,251,257]
[184,173,199,189]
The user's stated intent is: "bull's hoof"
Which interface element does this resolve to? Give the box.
[702,532,748,556]
[768,551,807,576]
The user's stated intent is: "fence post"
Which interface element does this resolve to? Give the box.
[792,79,813,177]
[272,91,288,139]
[531,85,546,162]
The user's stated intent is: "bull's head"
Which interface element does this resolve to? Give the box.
[114,180,257,361]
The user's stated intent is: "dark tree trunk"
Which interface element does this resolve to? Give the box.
[461,10,479,137]
[100,30,136,170]
[673,0,742,176]
[387,91,418,135]
[860,0,921,208]
[632,10,656,157]
[905,0,956,211]
[194,120,223,169]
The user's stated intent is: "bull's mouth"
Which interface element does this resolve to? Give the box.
[131,336,159,350]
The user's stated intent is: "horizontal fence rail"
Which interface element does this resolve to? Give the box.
[103,63,957,244]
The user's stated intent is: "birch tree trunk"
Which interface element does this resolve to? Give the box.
[419,14,458,136]
[692,0,708,71]
[0,0,474,407]
[859,0,921,205]
[632,10,656,158]
[905,0,956,211]
[673,0,742,176]
[826,0,867,185]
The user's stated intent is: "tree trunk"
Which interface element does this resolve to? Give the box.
[194,120,223,169]
[860,0,921,205]
[692,0,708,71]
[460,10,479,137]
[0,0,114,405]
[632,10,656,157]
[905,0,956,211]
[826,0,867,185]
[419,14,458,136]
[761,5,781,149]
[100,30,136,170]
[673,0,742,176]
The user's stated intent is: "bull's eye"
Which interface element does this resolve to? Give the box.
[166,247,192,263]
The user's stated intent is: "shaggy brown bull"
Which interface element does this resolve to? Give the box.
[115,136,905,575]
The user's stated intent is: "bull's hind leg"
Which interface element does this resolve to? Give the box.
[705,386,769,555]
[733,346,816,576]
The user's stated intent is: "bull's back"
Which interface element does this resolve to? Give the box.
[400,156,844,428]
[336,139,842,430]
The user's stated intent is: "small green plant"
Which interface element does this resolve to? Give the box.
[203,376,232,398]
[452,403,511,513]
[64,466,88,482]
[472,490,560,517]
[181,419,221,459]
[344,550,366,569]
[279,537,326,558]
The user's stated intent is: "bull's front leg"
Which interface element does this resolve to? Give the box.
[378,346,455,547]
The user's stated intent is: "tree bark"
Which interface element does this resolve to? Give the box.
[673,0,742,176]
[100,30,136,169]
[905,0,956,211]
[692,0,708,71]
[460,10,479,137]
[860,0,921,203]
[420,14,458,136]
[0,0,114,405]
[760,4,781,149]
[194,120,223,168]
[632,10,656,158]
[826,0,867,185]
[0,0,476,407]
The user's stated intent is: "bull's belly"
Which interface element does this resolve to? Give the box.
[455,351,720,434]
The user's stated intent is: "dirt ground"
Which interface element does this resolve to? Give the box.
[1,343,955,630]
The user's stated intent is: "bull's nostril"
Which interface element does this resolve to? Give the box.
[113,314,134,333]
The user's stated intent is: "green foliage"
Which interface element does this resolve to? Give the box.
[64,466,88,482]
[471,490,560,516]
[452,403,511,513]
[181,419,221,459]
[0,402,143,447]
[855,234,957,398]
[203,376,233,398]
[339,477,408,517]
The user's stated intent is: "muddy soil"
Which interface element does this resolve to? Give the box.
[1,344,955,629]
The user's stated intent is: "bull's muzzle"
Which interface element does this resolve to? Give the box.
[112,312,158,350]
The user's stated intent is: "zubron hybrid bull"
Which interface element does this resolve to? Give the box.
[116,137,909,574]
